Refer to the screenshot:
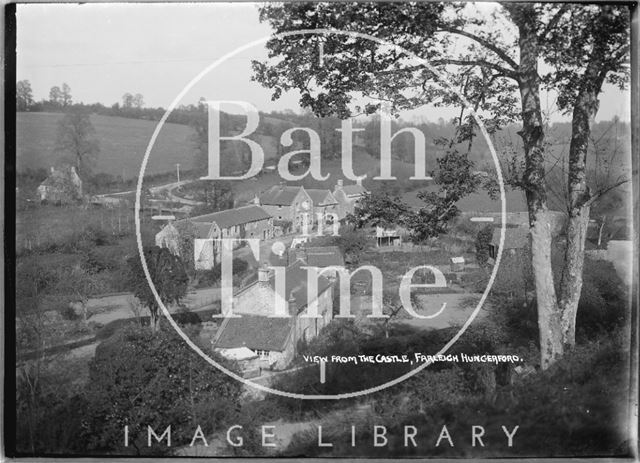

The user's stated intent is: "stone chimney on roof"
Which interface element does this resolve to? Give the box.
[258,264,270,287]
[253,194,260,206]
[335,179,343,190]
[356,177,362,187]
[296,248,306,263]
[288,291,297,316]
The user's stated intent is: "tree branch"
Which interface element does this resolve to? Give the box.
[585,178,630,207]
[439,26,519,71]
[379,59,518,81]
[539,5,570,40]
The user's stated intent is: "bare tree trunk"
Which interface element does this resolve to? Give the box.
[558,64,605,348]
[150,310,159,333]
[513,7,564,369]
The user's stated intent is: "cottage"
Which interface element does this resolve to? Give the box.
[257,184,313,232]
[305,188,340,225]
[155,205,274,269]
[333,179,368,218]
[213,261,334,370]
[37,165,83,204]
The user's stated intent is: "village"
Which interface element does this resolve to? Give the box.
[13,2,634,457]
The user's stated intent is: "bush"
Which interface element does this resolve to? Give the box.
[196,258,250,287]
[475,225,494,267]
[494,257,627,346]
[283,332,630,458]
[83,324,243,455]
[81,248,117,273]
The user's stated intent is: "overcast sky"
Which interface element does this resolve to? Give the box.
[17,2,630,122]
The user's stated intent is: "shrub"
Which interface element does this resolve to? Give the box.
[83,324,243,455]
[196,258,250,287]
[494,257,627,346]
[475,225,494,267]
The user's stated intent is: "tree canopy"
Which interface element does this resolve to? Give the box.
[127,246,189,332]
[251,2,631,369]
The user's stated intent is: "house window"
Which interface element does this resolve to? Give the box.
[254,349,269,360]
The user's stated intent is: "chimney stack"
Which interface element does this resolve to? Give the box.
[258,264,270,287]
[288,291,297,316]
[253,194,260,206]
[356,177,362,187]
[296,248,306,263]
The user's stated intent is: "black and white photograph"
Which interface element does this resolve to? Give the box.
[4,1,638,459]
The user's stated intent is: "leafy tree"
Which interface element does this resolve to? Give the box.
[122,92,134,108]
[475,225,494,268]
[49,86,62,106]
[83,324,242,455]
[348,191,408,229]
[54,109,100,181]
[127,246,189,332]
[200,180,234,212]
[132,93,144,109]
[408,150,486,243]
[252,3,630,368]
[60,83,72,107]
[17,80,34,111]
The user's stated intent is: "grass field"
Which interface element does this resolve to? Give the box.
[17,112,199,179]
[16,112,289,180]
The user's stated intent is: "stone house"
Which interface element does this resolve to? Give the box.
[156,205,274,269]
[257,184,313,232]
[37,165,83,204]
[305,189,340,225]
[333,179,368,218]
[212,260,334,370]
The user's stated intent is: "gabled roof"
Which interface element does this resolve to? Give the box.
[190,205,271,230]
[304,246,345,267]
[491,227,530,249]
[213,316,293,351]
[259,185,304,206]
[214,261,333,351]
[39,166,80,189]
[306,189,337,206]
[272,260,333,314]
[191,222,215,239]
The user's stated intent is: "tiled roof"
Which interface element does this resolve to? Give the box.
[191,222,214,239]
[213,315,293,351]
[491,227,530,249]
[306,189,337,206]
[214,260,333,351]
[305,246,344,267]
[39,166,79,188]
[190,205,271,230]
[259,185,303,206]
[273,260,333,313]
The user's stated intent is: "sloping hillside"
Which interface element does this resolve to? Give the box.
[17,112,198,178]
